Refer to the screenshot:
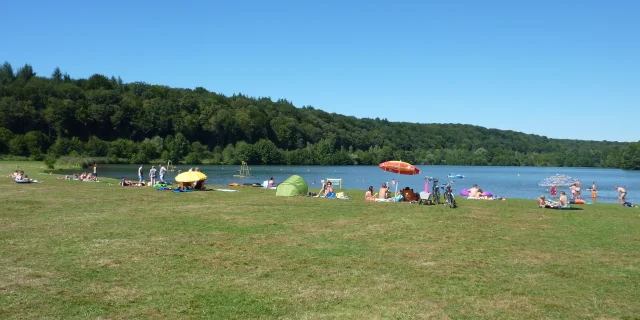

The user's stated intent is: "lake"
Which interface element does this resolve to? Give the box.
[65,164,637,204]
[63,164,637,204]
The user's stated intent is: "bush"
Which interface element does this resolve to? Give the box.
[43,153,58,169]
[184,152,202,165]
[56,156,128,169]
[0,155,28,161]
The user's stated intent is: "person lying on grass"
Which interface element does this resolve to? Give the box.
[119,177,134,186]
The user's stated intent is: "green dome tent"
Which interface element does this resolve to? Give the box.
[276,175,308,196]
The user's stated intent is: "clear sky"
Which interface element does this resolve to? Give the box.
[2,0,638,142]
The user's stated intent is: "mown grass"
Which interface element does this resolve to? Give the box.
[1,161,639,319]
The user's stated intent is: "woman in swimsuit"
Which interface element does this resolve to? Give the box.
[365,186,377,200]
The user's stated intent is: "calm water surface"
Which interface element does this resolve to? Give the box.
[65,164,638,204]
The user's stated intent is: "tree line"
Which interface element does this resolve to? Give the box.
[1,61,639,169]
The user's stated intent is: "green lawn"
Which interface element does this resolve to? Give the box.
[1,162,639,319]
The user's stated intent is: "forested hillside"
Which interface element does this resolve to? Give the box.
[1,62,639,169]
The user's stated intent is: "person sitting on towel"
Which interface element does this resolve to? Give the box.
[365,186,378,200]
[378,183,390,199]
[537,195,547,207]
[468,184,479,197]
[559,191,569,207]
[324,181,334,197]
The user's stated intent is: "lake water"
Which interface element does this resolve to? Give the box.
[64,164,638,203]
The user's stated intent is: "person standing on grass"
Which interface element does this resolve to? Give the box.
[159,163,167,183]
[93,163,98,181]
[138,165,144,185]
[591,181,597,201]
[149,165,157,187]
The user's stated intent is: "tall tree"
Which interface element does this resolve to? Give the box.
[51,66,63,83]
[0,61,15,85]
[16,63,36,81]
[621,142,640,170]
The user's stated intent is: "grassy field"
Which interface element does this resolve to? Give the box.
[1,162,639,319]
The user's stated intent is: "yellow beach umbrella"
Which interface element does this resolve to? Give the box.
[175,171,207,182]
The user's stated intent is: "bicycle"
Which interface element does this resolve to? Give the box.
[441,181,457,208]
[425,176,441,205]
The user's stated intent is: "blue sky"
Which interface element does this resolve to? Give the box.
[3,0,638,142]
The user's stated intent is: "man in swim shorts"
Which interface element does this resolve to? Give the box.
[468,184,479,197]
[616,185,627,202]
[149,166,157,187]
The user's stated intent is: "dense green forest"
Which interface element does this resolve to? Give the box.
[1,62,639,169]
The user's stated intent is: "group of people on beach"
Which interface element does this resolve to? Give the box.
[119,163,169,187]
[122,165,209,190]
[60,163,98,182]
[10,170,33,182]
[361,180,488,202]
[63,172,97,181]
[135,163,168,186]
[568,180,584,200]
[366,180,404,201]
[467,184,486,198]
[364,183,388,200]
[538,191,570,208]
[540,179,630,207]
[362,180,422,202]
